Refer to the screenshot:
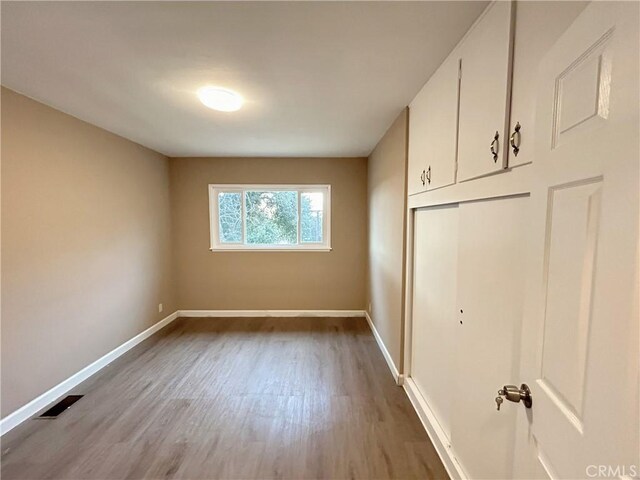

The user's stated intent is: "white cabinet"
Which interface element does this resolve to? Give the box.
[407,1,585,192]
[422,55,460,191]
[457,1,515,182]
[407,85,429,196]
[408,53,460,195]
[408,1,516,192]
[411,205,459,440]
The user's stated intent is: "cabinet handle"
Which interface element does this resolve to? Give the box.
[421,169,426,186]
[426,166,431,185]
[510,122,521,156]
[490,131,500,163]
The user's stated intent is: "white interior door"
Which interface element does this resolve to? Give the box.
[515,2,639,478]
[451,195,529,480]
[411,205,459,441]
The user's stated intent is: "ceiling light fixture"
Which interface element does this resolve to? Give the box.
[197,86,243,112]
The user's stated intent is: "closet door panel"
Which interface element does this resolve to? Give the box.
[451,195,528,479]
[411,204,459,440]
[457,1,514,182]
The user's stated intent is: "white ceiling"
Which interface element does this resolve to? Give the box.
[1,1,487,158]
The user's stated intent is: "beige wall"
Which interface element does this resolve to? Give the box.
[367,108,408,370]
[1,88,175,416]
[170,157,367,310]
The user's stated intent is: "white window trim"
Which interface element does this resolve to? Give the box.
[209,184,332,252]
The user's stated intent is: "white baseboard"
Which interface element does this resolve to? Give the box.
[0,311,179,436]
[363,311,462,477]
[364,312,403,385]
[403,377,468,480]
[177,309,366,318]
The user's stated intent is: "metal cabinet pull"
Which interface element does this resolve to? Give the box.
[426,166,431,185]
[510,122,521,156]
[490,131,500,163]
[420,169,426,186]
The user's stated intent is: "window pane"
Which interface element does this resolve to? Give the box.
[245,191,298,245]
[301,192,324,243]
[218,192,243,243]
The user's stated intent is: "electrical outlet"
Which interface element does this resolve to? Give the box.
[368,302,372,313]
[158,303,163,313]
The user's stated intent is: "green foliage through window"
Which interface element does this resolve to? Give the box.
[301,192,323,243]
[214,186,328,248]
[218,192,242,243]
[245,191,298,245]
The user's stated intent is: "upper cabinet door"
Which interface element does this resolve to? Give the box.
[457,1,515,182]
[407,83,429,195]
[422,55,461,191]
[408,53,460,195]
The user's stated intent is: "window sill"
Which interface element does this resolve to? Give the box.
[209,247,332,252]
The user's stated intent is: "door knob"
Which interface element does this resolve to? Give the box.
[495,384,532,410]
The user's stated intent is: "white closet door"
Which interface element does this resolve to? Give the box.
[411,204,459,441]
[451,195,529,479]
[457,1,514,182]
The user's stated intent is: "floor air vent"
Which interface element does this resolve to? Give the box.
[38,395,84,418]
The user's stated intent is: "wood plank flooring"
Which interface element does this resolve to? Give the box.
[1,317,448,479]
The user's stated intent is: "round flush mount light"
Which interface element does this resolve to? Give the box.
[197,86,243,112]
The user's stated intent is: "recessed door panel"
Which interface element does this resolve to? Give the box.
[539,179,602,426]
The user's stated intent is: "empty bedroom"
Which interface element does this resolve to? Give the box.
[1,1,638,479]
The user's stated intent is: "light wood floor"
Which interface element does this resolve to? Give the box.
[1,317,448,479]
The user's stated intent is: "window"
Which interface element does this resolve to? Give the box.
[209,185,331,251]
